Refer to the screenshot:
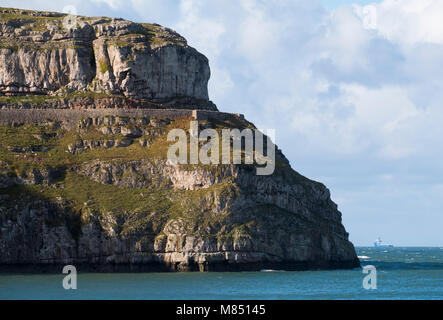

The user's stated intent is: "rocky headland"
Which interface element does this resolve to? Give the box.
[0,7,360,272]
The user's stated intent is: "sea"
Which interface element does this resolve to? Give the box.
[0,247,442,300]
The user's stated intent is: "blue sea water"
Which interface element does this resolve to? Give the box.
[0,247,442,300]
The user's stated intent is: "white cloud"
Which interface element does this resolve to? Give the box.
[90,0,123,10]
[175,0,226,57]
[372,0,443,45]
[341,84,421,159]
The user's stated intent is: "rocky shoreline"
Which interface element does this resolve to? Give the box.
[0,259,360,273]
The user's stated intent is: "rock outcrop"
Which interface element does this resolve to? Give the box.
[0,7,360,272]
[0,7,213,109]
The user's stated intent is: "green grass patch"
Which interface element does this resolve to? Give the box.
[98,58,109,74]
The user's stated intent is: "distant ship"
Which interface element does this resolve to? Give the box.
[374,237,394,247]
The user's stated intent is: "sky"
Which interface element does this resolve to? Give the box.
[320,0,382,9]
[2,0,442,246]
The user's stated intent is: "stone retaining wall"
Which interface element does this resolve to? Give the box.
[0,109,244,129]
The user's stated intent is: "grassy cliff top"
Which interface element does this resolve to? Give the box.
[0,7,187,48]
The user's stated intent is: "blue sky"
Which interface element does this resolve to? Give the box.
[2,0,442,246]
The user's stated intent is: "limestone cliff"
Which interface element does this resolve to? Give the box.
[0,7,359,272]
[0,7,214,110]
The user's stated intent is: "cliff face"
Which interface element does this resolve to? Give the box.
[0,124,358,271]
[0,7,359,272]
[0,7,211,107]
